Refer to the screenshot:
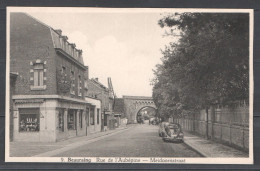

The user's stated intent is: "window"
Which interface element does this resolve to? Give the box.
[86,108,89,126]
[97,109,100,124]
[58,109,64,132]
[68,109,77,130]
[78,75,82,96]
[79,110,83,129]
[70,70,75,94]
[104,114,108,126]
[33,63,44,86]
[90,107,95,125]
[61,66,66,74]
[84,80,88,89]
[59,37,64,49]
[19,108,39,132]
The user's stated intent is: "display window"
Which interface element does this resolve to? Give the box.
[68,109,77,130]
[79,110,83,129]
[19,108,40,132]
[58,109,64,132]
[90,107,95,125]
[97,109,100,125]
[86,107,89,126]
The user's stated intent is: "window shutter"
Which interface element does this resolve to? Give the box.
[34,71,38,86]
[39,70,44,86]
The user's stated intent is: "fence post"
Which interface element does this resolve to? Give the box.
[193,113,195,132]
[211,105,215,140]
[206,107,209,139]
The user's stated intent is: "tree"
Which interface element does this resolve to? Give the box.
[152,13,249,119]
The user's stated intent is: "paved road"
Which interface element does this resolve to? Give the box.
[54,124,202,157]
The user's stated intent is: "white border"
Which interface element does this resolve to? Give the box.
[5,7,254,164]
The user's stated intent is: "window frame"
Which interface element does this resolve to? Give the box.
[19,108,40,132]
[97,109,100,125]
[70,70,75,95]
[90,107,95,125]
[79,110,83,129]
[78,74,82,96]
[58,109,65,132]
[67,109,77,130]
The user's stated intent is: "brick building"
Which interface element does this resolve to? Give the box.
[86,78,116,131]
[10,13,101,142]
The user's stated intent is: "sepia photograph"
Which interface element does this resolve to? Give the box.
[5,7,253,164]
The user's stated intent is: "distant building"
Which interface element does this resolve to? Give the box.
[10,13,101,142]
[113,98,125,127]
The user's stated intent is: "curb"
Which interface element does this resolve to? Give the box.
[183,139,207,157]
[33,126,132,157]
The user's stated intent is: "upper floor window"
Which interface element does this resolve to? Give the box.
[61,66,66,75]
[34,63,44,86]
[70,70,75,95]
[78,75,82,96]
[30,61,46,90]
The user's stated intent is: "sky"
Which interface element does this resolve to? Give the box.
[21,8,174,97]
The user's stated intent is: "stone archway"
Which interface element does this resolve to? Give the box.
[123,96,156,123]
[136,106,157,123]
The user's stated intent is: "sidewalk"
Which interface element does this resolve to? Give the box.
[183,131,248,157]
[10,125,133,157]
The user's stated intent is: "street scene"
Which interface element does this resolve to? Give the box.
[7,8,252,164]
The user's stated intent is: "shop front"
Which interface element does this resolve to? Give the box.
[85,97,101,135]
[12,95,89,142]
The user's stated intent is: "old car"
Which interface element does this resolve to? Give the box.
[158,122,169,137]
[162,123,184,142]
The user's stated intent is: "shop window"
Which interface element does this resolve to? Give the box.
[78,75,82,96]
[19,108,40,132]
[79,110,83,129]
[58,109,64,132]
[97,109,100,125]
[104,114,108,126]
[70,70,75,94]
[68,109,77,130]
[86,108,89,126]
[90,107,95,125]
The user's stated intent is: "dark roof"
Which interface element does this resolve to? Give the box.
[113,98,124,114]
[90,78,109,91]
[15,13,85,66]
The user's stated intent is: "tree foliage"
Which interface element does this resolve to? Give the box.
[152,13,249,119]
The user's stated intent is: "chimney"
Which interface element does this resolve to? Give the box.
[55,29,62,35]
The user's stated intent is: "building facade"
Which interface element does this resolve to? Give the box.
[10,13,101,142]
[86,78,116,131]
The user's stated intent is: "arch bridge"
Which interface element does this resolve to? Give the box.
[122,96,156,123]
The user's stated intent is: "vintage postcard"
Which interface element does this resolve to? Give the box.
[5,7,254,164]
